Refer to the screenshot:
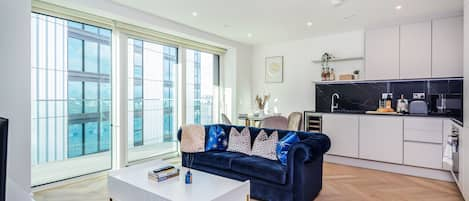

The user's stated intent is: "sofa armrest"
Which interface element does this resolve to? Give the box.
[288,134,330,163]
[287,140,320,165]
[287,135,330,200]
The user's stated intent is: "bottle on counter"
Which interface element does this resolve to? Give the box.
[396,94,409,114]
[385,94,392,109]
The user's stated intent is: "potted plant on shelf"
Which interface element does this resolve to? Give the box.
[353,70,360,80]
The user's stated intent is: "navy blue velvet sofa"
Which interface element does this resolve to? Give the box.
[177,124,330,201]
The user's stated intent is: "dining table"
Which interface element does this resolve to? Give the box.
[237,113,282,127]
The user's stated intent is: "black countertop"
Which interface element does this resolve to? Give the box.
[305,110,463,126]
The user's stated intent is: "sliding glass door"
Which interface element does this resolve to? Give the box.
[186,49,220,124]
[31,13,112,186]
[127,38,178,162]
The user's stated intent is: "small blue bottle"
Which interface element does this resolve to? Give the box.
[185,170,192,184]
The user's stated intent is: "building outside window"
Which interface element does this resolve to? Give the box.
[31,13,112,186]
[127,38,178,162]
[186,49,220,125]
[31,9,222,186]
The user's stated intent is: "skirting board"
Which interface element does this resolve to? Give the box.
[325,155,454,182]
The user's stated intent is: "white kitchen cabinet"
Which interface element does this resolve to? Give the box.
[404,141,443,169]
[432,16,464,78]
[322,114,359,158]
[365,26,400,80]
[359,116,403,164]
[404,118,443,144]
[400,22,432,79]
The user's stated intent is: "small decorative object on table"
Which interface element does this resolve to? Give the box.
[255,94,270,114]
[185,153,195,184]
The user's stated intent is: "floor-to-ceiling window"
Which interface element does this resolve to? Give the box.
[31,13,112,186]
[31,2,227,185]
[127,38,178,162]
[186,49,220,124]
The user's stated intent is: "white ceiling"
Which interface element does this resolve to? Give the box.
[112,0,463,45]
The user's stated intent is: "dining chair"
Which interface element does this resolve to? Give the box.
[287,112,303,131]
[259,116,288,130]
[221,113,232,125]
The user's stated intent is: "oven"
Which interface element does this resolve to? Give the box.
[444,122,460,182]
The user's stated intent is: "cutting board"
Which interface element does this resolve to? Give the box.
[365,111,402,115]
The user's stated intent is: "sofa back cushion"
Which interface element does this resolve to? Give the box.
[180,124,205,153]
[276,132,300,165]
[206,125,228,151]
[227,127,251,155]
[177,124,331,155]
[252,130,278,160]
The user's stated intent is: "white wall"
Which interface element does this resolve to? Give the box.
[462,0,469,199]
[251,31,364,114]
[44,0,253,122]
[0,0,32,200]
[463,0,469,127]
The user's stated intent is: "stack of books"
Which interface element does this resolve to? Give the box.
[148,165,180,182]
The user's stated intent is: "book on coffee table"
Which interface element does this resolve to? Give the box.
[148,167,180,182]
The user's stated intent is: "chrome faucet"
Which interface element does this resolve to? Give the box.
[331,93,340,112]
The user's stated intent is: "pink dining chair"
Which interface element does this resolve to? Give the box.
[259,116,288,130]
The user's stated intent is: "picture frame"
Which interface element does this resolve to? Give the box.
[265,56,284,83]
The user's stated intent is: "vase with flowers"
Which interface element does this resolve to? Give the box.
[255,94,270,115]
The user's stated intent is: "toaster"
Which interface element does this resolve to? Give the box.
[409,100,428,114]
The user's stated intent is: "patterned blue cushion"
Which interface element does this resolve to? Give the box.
[206,125,228,151]
[276,132,300,165]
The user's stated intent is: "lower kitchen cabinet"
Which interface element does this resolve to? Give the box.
[359,116,403,164]
[404,118,443,144]
[404,141,443,169]
[322,114,359,158]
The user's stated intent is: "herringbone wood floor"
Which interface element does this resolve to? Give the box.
[33,162,463,201]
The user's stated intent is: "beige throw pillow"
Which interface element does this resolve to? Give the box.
[251,130,278,160]
[180,124,205,153]
[227,127,251,155]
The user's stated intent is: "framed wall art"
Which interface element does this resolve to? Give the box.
[265,56,283,83]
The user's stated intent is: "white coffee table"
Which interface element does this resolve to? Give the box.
[108,160,250,201]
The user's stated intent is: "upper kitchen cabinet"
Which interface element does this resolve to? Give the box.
[432,16,463,78]
[365,26,400,80]
[400,22,432,79]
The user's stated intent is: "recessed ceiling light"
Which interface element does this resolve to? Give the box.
[395,5,402,10]
[343,14,356,21]
[306,22,313,27]
[247,33,253,38]
[331,0,344,7]
[192,11,198,16]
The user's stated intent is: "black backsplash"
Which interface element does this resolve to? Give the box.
[315,78,463,121]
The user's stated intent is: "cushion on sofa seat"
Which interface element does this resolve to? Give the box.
[231,156,287,185]
[194,151,247,170]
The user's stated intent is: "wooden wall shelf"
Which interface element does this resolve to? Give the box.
[312,57,364,64]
